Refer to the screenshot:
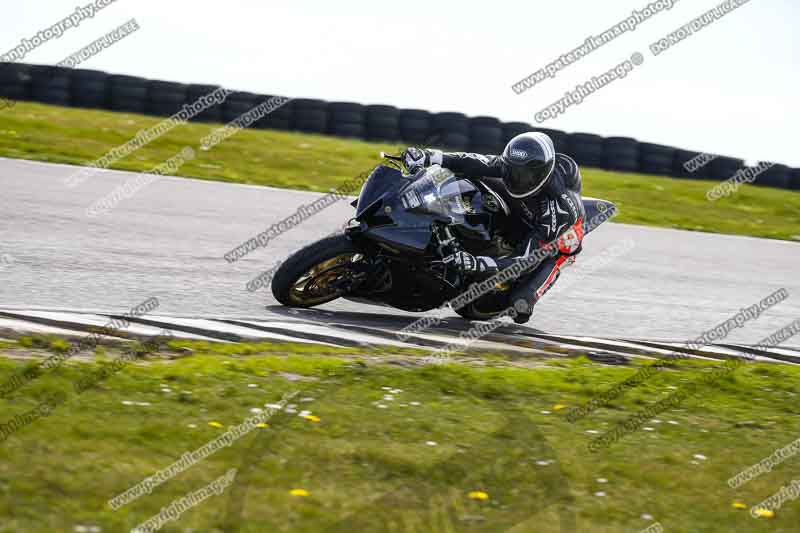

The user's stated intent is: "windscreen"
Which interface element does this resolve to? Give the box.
[399,166,477,222]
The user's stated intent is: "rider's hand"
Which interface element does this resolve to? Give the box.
[402,147,430,173]
[443,251,498,275]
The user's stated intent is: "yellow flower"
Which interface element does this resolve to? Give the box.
[468,491,489,501]
[290,488,310,497]
[208,421,223,428]
[753,508,775,518]
[256,423,269,428]
[732,501,747,510]
[553,404,568,411]
[303,415,321,423]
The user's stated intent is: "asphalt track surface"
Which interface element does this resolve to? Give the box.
[1,157,798,357]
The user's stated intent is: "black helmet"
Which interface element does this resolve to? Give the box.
[500,132,556,198]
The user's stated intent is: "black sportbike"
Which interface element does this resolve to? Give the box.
[271,154,615,320]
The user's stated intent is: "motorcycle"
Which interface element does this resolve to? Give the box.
[271,154,615,320]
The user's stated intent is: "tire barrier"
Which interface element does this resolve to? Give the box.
[502,121,533,143]
[109,74,148,114]
[147,80,187,117]
[0,63,31,101]
[603,137,639,172]
[673,149,711,180]
[186,84,223,123]
[71,69,108,109]
[0,61,797,191]
[30,65,71,106]
[567,133,604,169]
[469,116,504,155]
[398,109,431,144]
[790,168,800,191]
[292,98,328,134]
[708,156,744,181]
[639,143,675,176]
[328,102,365,139]
[755,164,790,189]
[365,104,400,142]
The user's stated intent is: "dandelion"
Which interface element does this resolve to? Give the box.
[468,491,489,501]
[553,404,567,411]
[732,501,747,510]
[290,488,309,497]
[208,421,223,428]
[256,423,269,428]
[303,415,321,423]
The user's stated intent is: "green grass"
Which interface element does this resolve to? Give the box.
[1,339,799,532]
[1,102,799,241]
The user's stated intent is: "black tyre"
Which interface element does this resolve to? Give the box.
[502,121,532,143]
[0,84,28,100]
[639,143,675,176]
[789,168,800,191]
[71,71,108,109]
[708,156,744,181]
[603,137,639,172]
[755,164,790,189]
[567,133,604,168]
[433,112,468,135]
[673,149,711,179]
[110,75,148,113]
[186,84,225,123]
[272,235,362,308]
[399,109,431,143]
[0,63,31,85]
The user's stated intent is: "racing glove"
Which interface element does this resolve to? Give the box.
[443,251,498,276]
[402,147,443,173]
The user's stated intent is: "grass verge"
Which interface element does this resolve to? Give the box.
[0,337,798,532]
[1,102,799,241]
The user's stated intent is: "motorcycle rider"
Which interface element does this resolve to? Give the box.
[402,132,585,324]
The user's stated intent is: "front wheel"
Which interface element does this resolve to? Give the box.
[271,235,362,307]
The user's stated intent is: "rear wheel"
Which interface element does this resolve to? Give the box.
[271,235,362,307]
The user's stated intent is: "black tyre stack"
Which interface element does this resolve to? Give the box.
[292,98,328,134]
[365,105,400,142]
[790,168,800,191]
[672,150,712,180]
[71,69,108,109]
[222,91,258,125]
[30,65,71,106]
[146,80,187,117]
[469,116,504,155]
[258,95,293,130]
[501,121,532,144]
[432,112,470,151]
[0,63,31,101]
[185,84,224,123]
[755,163,790,189]
[567,133,604,168]
[398,109,431,145]
[327,102,365,139]
[639,143,675,176]
[708,156,744,182]
[603,137,639,172]
[109,74,149,114]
